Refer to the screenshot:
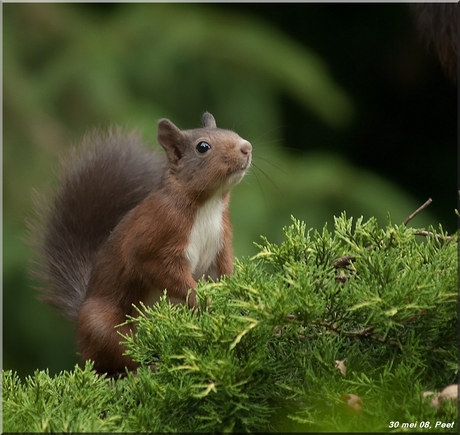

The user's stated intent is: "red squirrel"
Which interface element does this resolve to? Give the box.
[31,112,252,374]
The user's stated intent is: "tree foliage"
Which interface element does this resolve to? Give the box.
[3,215,457,432]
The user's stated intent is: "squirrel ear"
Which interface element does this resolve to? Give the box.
[157,119,185,163]
[202,112,217,129]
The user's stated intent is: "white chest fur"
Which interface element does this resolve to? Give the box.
[185,196,225,280]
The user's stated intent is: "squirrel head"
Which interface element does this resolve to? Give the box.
[157,112,252,199]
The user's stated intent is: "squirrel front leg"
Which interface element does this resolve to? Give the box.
[141,256,199,308]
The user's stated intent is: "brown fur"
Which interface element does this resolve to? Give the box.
[32,113,251,374]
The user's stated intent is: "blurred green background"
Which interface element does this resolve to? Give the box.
[3,3,456,377]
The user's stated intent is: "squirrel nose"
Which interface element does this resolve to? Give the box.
[240,141,252,155]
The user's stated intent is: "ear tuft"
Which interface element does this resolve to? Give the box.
[202,112,217,129]
[157,118,184,163]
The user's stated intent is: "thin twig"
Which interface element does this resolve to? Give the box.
[317,321,400,347]
[403,198,432,225]
[414,230,454,241]
[318,321,374,337]
[404,198,456,240]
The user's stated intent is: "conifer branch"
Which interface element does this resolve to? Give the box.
[332,198,456,274]
[4,213,456,432]
[403,198,455,241]
[317,321,401,348]
[413,230,455,241]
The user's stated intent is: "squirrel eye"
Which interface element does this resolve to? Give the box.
[196,141,211,154]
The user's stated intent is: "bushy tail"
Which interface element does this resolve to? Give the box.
[29,129,163,322]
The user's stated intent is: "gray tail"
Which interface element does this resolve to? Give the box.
[29,128,163,322]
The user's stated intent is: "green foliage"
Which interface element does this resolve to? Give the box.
[3,363,128,432]
[3,215,457,433]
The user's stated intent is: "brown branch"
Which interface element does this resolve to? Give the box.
[318,321,374,337]
[403,198,432,225]
[402,198,456,241]
[317,321,401,348]
[414,230,455,241]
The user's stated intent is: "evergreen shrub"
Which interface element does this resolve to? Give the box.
[3,214,458,432]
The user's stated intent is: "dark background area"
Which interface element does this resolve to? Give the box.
[3,3,457,377]
[229,3,457,229]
